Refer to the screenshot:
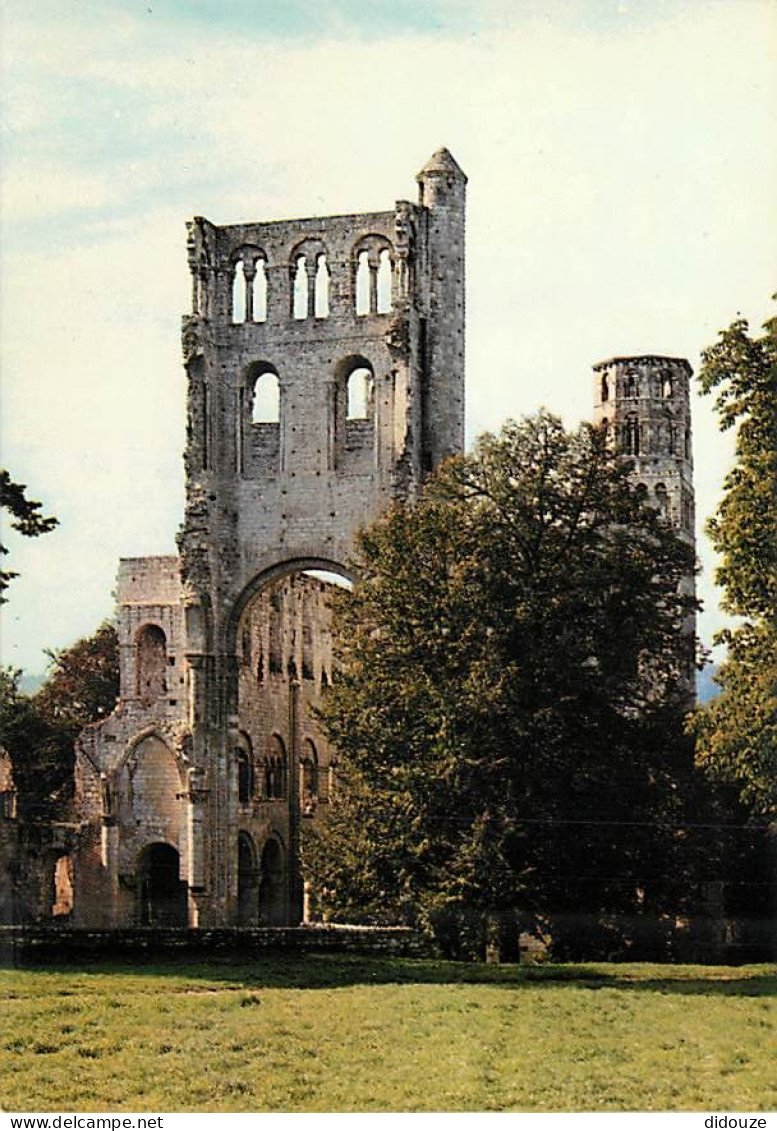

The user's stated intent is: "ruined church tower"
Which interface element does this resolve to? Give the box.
[72,149,467,929]
[593,354,696,682]
[593,355,695,542]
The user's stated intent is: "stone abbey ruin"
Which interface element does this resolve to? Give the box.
[0,149,697,930]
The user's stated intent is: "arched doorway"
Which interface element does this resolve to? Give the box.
[258,837,285,926]
[137,843,187,927]
[237,832,259,926]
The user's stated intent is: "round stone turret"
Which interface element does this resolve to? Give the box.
[593,354,694,541]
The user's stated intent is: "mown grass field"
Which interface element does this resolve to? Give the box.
[0,956,774,1112]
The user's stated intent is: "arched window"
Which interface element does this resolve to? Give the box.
[252,370,280,424]
[624,372,637,399]
[253,258,267,323]
[293,255,308,320]
[232,259,247,324]
[237,833,258,926]
[314,254,330,319]
[662,373,673,398]
[136,624,167,698]
[600,374,609,403]
[301,738,319,806]
[621,417,639,456]
[377,248,392,314]
[684,424,691,460]
[355,250,370,316]
[347,367,374,420]
[263,735,286,800]
[258,837,284,925]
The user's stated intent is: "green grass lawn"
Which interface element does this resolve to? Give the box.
[0,955,774,1112]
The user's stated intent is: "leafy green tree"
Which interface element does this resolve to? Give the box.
[692,309,777,820]
[0,470,58,603]
[306,413,698,957]
[0,622,119,818]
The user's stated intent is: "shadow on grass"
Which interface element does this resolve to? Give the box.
[2,952,775,998]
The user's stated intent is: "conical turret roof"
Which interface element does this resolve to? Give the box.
[416,147,467,182]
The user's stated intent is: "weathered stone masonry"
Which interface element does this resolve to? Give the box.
[66,148,468,928]
[1,153,701,936]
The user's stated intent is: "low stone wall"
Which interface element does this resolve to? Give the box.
[0,924,427,964]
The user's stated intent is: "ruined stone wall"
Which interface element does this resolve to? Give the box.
[72,557,192,927]
[175,150,467,926]
[67,151,467,930]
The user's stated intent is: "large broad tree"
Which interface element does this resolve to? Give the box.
[0,470,58,603]
[692,309,777,822]
[0,622,119,818]
[306,413,698,958]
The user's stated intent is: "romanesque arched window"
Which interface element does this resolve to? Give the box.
[242,361,281,478]
[301,738,319,807]
[624,372,638,399]
[263,735,286,800]
[621,417,639,456]
[654,482,669,518]
[347,367,374,420]
[135,624,167,698]
[288,238,327,321]
[600,374,609,403]
[662,372,673,398]
[252,370,280,424]
[231,247,267,324]
[352,235,394,316]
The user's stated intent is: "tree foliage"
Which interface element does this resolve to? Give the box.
[0,622,119,818]
[305,413,698,957]
[692,308,777,820]
[0,470,58,603]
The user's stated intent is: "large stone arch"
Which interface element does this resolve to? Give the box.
[117,733,186,882]
[225,556,354,657]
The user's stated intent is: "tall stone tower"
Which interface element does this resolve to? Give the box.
[71,149,467,930]
[593,354,696,684]
[593,355,694,541]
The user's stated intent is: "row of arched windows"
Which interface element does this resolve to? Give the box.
[601,371,677,403]
[230,240,394,325]
[235,735,323,805]
[619,417,691,459]
[246,364,374,425]
[635,482,693,529]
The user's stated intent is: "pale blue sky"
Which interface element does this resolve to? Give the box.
[1,0,776,674]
